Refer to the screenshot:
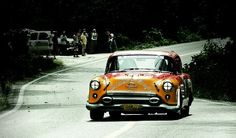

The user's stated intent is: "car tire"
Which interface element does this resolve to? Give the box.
[90,110,104,121]
[109,111,121,120]
[182,106,190,117]
[167,110,182,120]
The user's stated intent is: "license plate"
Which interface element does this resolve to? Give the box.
[122,104,141,111]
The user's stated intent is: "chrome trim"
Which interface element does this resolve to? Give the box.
[106,91,156,95]
[102,96,113,104]
[149,97,160,104]
[112,97,149,101]
[86,102,179,111]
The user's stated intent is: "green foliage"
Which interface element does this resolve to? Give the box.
[142,28,180,46]
[0,80,11,109]
[117,27,184,51]
[53,59,64,67]
[0,93,9,110]
[142,28,164,43]
[185,39,236,101]
[115,33,133,48]
[177,27,202,43]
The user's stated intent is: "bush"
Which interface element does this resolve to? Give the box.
[177,27,202,43]
[186,39,236,101]
[142,28,164,43]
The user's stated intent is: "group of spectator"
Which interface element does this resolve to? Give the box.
[50,28,117,59]
[71,29,90,57]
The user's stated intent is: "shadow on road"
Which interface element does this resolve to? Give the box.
[88,113,193,122]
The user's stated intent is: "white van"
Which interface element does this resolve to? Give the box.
[27,31,53,55]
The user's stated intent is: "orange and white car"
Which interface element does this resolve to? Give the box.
[86,50,193,120]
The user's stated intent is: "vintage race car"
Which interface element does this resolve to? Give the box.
[86,50,193,120]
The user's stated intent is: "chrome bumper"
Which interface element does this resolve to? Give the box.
[86,90,182,113]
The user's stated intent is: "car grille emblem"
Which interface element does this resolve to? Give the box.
[127,81,137,89]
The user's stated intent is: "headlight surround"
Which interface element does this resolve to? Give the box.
[90,80,100,90]
[162,81,174,92]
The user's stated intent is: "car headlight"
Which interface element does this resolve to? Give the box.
[90,80,100,90]
[163,81,173,92]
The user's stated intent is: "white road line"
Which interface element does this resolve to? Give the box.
[104,122,136,138]
[0,57,106,119]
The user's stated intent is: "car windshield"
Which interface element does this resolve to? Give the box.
[106,55,175,73]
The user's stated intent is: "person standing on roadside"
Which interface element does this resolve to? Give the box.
[60,30,68,46]
[52,31,58,59]
[89,28,98,54]
[72,31,81,57]
[110,32,117,52]
[82,28,89,38]
[80,30,87,56]
[59,30,68,54]
[48,31,53,57]
[105,30,112,52]
[106,30,117,52]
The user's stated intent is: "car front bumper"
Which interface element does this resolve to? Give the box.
[86,90,182,113]
[86,102,180,113]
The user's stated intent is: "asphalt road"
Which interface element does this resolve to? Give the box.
[0,40,236,138]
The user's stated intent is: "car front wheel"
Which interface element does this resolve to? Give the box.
[182,106,190,117]
[167,110,182,120]
[90,110,104,121]
[109,111,121,120]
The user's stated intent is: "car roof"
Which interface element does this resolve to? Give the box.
[30,30,51,34]
[110,50,180,59]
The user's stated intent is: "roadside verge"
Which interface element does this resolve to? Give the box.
[0,53,109,118]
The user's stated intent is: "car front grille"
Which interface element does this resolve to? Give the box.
[102,92,162,105]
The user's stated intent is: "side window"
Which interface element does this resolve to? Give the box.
[155,57,169,71]
[105,57,119,73]
[39,33,49,40]
[160,59,168,71]
[166,58,175,72]
[158,57,175,72]
[174,56,182,73]
[30,33,38,40]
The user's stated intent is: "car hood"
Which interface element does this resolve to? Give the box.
[105,72,173,93]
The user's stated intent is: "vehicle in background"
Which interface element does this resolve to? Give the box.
[57,37,74,55]
[27,30,52,55]
[27,30,74,55]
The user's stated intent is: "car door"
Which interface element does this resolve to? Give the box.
[36,32,50,51]
[28,32,38,51]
